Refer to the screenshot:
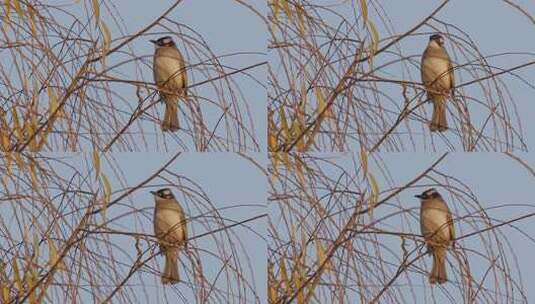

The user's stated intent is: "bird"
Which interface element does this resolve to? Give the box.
[416,188,455,284]
[420,34,455,132]
[150,36,188,132]
[151,188,188,284]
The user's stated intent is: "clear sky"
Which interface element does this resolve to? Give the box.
[94,1,535,302]
[78,0,266,151]
[3,1,535,303]
[268,0,535,151]
[383,0,535,151]
[98,153,267,303]
[329,152,535,303]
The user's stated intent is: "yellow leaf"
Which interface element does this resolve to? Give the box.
[303,124,318,151]
[368,173,379,216]
[29,160,39,193]
[279,106,289,146]
[0,112,10,151]
[101,174,111,220]
[271,0,279,33]
[14,153,25,172]
[26,265,36,304]
[11,258,22,295]
[315,87,333,119]
[0,133,9,151]
[93,149,101,179]
[268,262,277,304]
[281,152,291,174]
[295,5,306,35]
[1,262,10,302]
[28,5,37,36]
[368,21,379,65]
[27,114,38,152]
[4,0,12,22]
[13,0,23,19]
[1,283,9,303]
[360,0,368,25]
[4,152,13,176]
[47,87,60,117]
[268,110,278,151]
[282,0,292,18]
[315,239,332,275]
[290,117,304,152]
[294,256,304,304]
[11,108,23,143]
[48,239,66,272]
[294,155,306,187]
[36,128,49,151]
[270,153,281,183]
[279,258,290,298]
[32,234,39,262]
[92,0,100,24]
[99,21,111,63]
[360,148,368,177]
[272,0,279,20]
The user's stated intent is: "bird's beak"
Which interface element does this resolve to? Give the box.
[414,194,423,199]
[150,191,157,196]
[149,40,157,44]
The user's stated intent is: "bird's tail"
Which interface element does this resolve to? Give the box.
[430,96,448,132]
[162,249,180,284]
[162,100,180,132]
[430,249,448,284]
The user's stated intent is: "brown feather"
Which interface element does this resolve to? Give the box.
[421,41,454,132]
[153,44,187,132]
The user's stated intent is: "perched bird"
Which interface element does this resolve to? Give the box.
[416,188,455,284]
[152,188,188,284]
[150,36,188,132]
[420,34,455,132]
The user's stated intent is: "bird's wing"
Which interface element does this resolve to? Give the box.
[178,49,188,97]
[447,52,455,97]
[447,210,455,245]
[178,204,188,245]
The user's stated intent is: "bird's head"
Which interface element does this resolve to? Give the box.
[151,188,175,199]
[429,34,444,47]
[415,188,441,200]
[150,36,176,48]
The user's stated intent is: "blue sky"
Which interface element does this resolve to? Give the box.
[0,0,267,151]
[107,0,267,151]
[268,0,535,151]
[97,153,267,302]
[302,152,535,303]
[381,0,535,151]
[2,1,535,303]
[0,153,267,303]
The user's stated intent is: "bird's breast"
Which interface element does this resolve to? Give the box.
[154,208,186,241]
[420,206,450,240]
[422,56,451,89]
[153,53,185,89]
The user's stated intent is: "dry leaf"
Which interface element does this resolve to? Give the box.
[13,0,23,19]
[92,0,100,24]
[360,147,368,177]
[360,0,368,25]
[93,149,101,179]
[48,239,66,272]
[11,257,22,295]
[368,173,379,216]
[101,173,112,220]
